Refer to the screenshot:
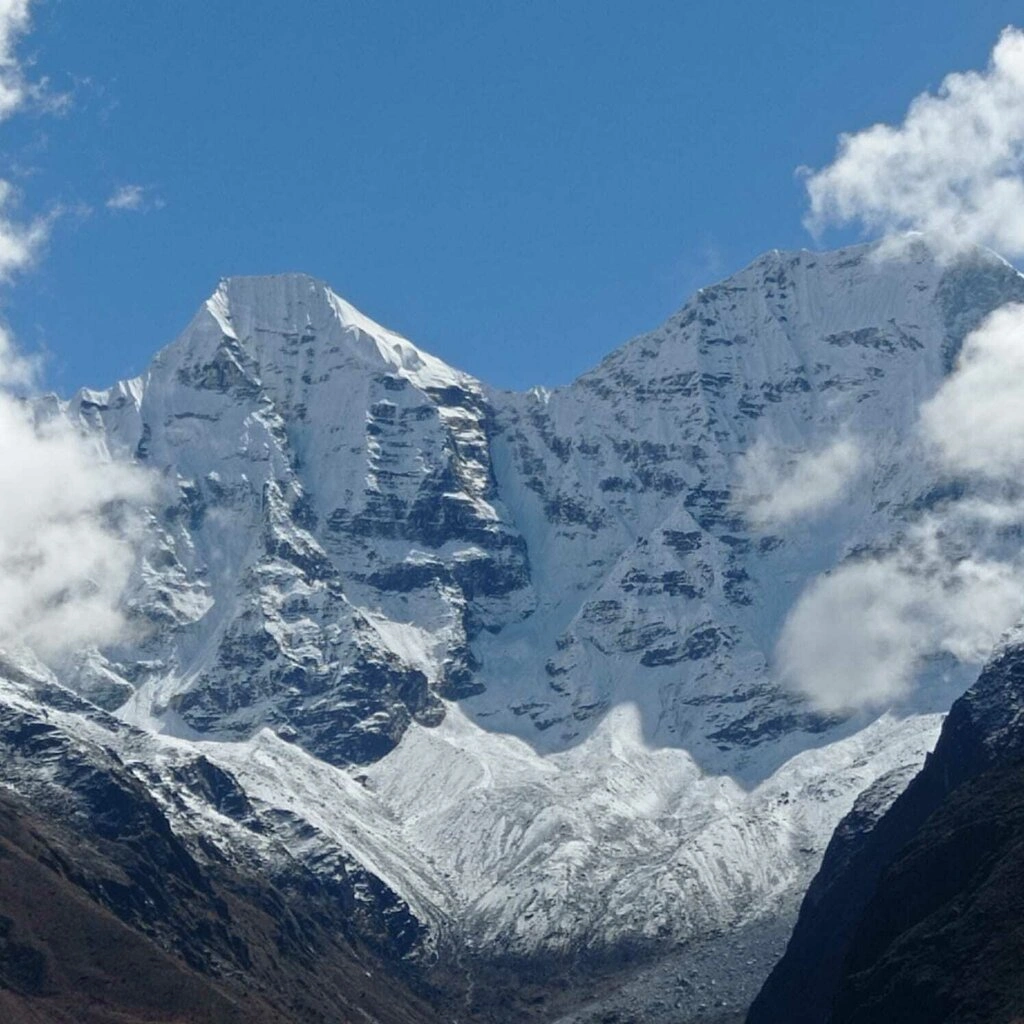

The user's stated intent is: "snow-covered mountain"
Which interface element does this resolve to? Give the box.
[7,239,1024,1019]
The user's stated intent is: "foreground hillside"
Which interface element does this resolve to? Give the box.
[0,667,444,1024]
[747,635,1024,1024]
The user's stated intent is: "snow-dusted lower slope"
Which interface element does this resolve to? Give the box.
[19,240,1024,1007]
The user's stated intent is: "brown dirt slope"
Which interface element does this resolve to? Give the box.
[0,787,442,1024]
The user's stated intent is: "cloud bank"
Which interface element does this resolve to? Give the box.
[735,435,863,529]
[804,26,1024,257]
[0,390,151,658]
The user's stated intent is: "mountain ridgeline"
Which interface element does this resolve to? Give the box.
[2,240,1022,1021]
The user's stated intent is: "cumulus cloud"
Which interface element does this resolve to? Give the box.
[0,0,34,120]
[919,302,1024,479]
[106,184,163,213]
[0,390,151,658]
[736,435,863,529]
[777,521,1024,712]
[804,26,1024,257]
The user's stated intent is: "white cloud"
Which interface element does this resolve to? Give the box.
[0,0,53,288]
[777,303,1024,712]
[0,388,152,659]
[0,0,33,121]
[736,435,863,529]
[776,26,1024,714]
[920,302,1024,479]
[0,321,33,386]
[804,26,1024,258]
[777,520,1024,712]
[0,180,46,279]
[106,183,163,213]
[106,184,144,210]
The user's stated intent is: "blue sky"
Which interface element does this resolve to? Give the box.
[3,0,1021,392]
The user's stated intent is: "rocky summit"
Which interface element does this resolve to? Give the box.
[4,239,1024,1021]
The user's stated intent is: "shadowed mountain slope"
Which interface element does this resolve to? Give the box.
[747,636,1024,1024]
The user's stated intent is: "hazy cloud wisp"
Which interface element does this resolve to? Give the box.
[0,180,46,279]
[735,435,863,529]
[106,184,164,213]
[777,301,1024,712]
[0,0,34,121]
[777,520,1024,712]
[0,2,49,278]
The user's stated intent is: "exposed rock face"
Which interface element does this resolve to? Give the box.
[10,239,1024,1018]
[832,762,1024,1024]
[746,636,1024,1024]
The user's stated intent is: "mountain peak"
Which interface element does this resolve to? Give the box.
[158,272,474,396]
[208,272,394,349]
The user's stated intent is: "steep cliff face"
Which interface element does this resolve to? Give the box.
[476,242,1011,753]
[747,636,1024,1024]
[8,240,1024,1017]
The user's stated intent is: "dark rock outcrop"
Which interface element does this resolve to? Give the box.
[747,639,1024,1024]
